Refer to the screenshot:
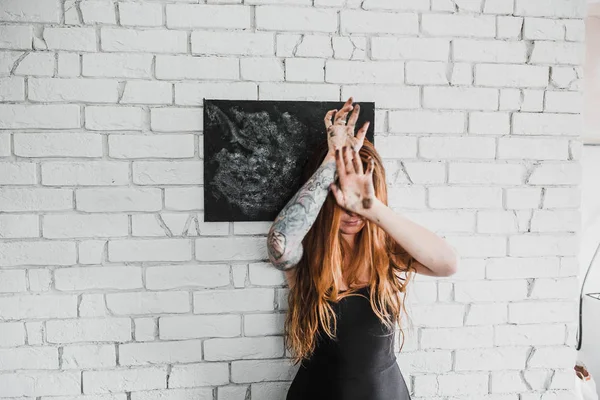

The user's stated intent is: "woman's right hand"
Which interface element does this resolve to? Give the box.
[324,97,370,158]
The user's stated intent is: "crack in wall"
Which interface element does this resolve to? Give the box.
[10,52,29,75]
[446,40,455,85]
[156,214,173,237]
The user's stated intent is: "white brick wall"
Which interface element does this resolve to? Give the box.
[0,0,584,398]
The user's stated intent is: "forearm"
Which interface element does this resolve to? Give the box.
[363,199,458,276]
[267,153,336,270]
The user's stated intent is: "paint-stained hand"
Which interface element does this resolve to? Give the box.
[329,146,377,215]
[324,97,370,156]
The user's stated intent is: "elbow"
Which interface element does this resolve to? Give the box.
[441,246,459,277]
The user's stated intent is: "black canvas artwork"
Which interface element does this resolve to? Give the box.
[203,99,376,222]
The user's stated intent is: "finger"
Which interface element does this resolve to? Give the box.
[365,156,375,176]
[342,146,355,174]
[335,147,346,177]
[324,109,336,129]
[334,98,353,125]
[356,121,369,143]
[352,150,364,175]
[347,103,360,129]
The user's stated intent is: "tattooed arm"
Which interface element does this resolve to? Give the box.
[267,153,336,271]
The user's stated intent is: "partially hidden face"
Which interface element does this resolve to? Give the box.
[339,208,366,234]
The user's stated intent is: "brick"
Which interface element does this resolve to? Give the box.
[0,188,72,212]
[286,58,325,82]
[193,288,274,313]
[78,240,106,265]
[196,237,267,261]
[528,162,581,185]
[76,188,162,212]
[515,0,586,18]
[483,0,514,14]
[429,187,503,209]
[565,19,585,42]
[341,85,419,109]
[477,211,521,233]
[121,81,172,105]
[505,188,542,209]
[410,304,465,327]
[133,161,202,185]
[422,14,495,38]
[454,39,528,63]
[373,37,449,61]
[465,303,507,325]
[475,64,549,87]
[249,262,286,286]
[498,137,569,160]
[44,214,128,239]
[0,105,80,129]
[14,53,55,76]
[245,314,285,336]
[80,1,116,24]
[62,344,116,369]
[469,112,510,135]
[147,264,229,290]
[325,60,403,84]
[120,340,203,365]
[545,90,583,113]
[101,28,187,53]
[44,27,97,51]
[332,36,366,60]
[55,266,141,290]
[508,300,577,323]
[160,314,241,339]
[83,368,166,393]
[204,337,284,360]
[259,83,340,101]
[497,16,524,39]
[523,18,566,40]
[256,6,337,32]
[277,34,333,58]
[29,78,119,103]
[449,162,524,185]
[529,276,579,300]
[0,241,76,266]
[530,41,584,65]
[445,235,506,258]
[423,87,498,110]
[0,25,32,49]
[513,113,581,136]
[0,371,80,397]
[388,186,427,209]
[169,363,229,388]
[166,4,250,28]
[192,31,273,56]
[165,188,204,211]
[0,133,9,156]
[150,108,202,132]
[404,210,475,233]
[85,106,144,131]
[0,162,36,184]
[544,187,580,208]
[362,0,429,10]
[389,111,465,134]
[419,137,495,159]
[0,77,23,101]
[83,53,153,78]
[486,257,561,279]
[0,0,61,22]
[455,280,527,302]
[109,134,195,158]
[509,235,578,256]
[175,82,257,105]
[106,291,189,315]
[14,132,102,158]
[0,215,39,238]
[455,347,529,371]
[405,61,448,85]
[373,136,417,158]
[421,327,493,349]
[156,56,239,80]
[341,10,419,34]
[109,239,192,262]
[240,58,284,81]
[119,2,163,26]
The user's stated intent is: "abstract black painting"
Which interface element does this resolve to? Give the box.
[203,99,375,222]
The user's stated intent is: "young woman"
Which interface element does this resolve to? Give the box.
[266,97,459,400]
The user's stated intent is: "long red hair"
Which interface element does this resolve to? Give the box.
[285,138,416,364]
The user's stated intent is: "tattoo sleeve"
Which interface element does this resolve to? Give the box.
[267,157,337,271]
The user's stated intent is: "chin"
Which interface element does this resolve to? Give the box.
[340,223,365,234]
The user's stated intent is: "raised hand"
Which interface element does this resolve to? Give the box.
[324,97,370,156]
[329,146,377,215]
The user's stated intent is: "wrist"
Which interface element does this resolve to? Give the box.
[361,197,385,222]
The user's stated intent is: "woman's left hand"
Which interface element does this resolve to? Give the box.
[329,146,378,216]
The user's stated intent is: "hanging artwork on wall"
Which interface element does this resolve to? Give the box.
[203,99,376,222]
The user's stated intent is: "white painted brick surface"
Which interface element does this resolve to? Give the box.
[0,0,584,398]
